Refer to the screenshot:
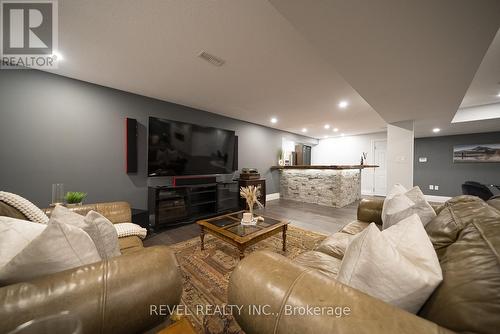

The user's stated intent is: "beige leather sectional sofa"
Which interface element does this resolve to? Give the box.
[0,201,182,334]
[229,196,500,334]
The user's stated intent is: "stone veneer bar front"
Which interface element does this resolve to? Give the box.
[272,165,378,208]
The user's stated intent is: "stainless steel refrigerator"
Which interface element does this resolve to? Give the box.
[295,144,311,165]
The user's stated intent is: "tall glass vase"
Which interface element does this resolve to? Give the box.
[51,184,64,205]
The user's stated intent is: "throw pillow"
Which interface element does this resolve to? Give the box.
[337,214,443,313]
[383,187,436,229]
[384,193,415,216]
[381,184,408,223]
[84,211,121,258]
[405,186,427,203]
[0,191,49,224]
[0,218,101,285]
[0,217,47,268]
[114,223,148,239]
[50,205,120,259]
[384,199,436,230]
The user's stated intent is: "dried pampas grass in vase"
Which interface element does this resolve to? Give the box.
[240,185,264,219]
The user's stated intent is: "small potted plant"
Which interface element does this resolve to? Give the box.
[65,192,87,207]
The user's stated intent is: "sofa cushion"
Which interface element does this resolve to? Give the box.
[356,197,384,225]
[44,201,132,225]
[338,215,442,313]
[294,251,342,280]
[419,196,500,334]
[315,232,354,259]
[95,202,132,224]
[118,236,144,254]
[0,201,28,220]
[0,218,101,285]
[424,195,497,255]
[340,221,370,235]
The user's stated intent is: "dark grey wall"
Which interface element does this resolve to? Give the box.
[414,132,500,196]
[0,70,316,209]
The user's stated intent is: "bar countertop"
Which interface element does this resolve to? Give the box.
[270,165,378,170]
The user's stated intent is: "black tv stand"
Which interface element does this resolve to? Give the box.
[148,180,238,230]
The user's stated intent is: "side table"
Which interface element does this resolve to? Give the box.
[131,208,149,228]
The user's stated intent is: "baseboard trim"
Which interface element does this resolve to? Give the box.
[266,193,280,202]
[424,195,451,203]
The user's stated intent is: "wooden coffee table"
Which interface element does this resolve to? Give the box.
[157,318,196,334]
[197,211,288,259]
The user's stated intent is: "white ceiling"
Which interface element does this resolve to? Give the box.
[269,0,500,138]
[412,27,500,138]
[47,0,500,139]
[48,0,385,139]
[461,29,500,108]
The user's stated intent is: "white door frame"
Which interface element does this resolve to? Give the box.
[371,139,387,196]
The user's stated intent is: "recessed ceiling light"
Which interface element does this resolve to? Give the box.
[270,117,278,124]
[338,100,349,109]
[52,51,64,61]
[301,128,307,133]
[333,128,339,132]
[433,128,441,133]
[497,92,500,97]
[324,124,330,129]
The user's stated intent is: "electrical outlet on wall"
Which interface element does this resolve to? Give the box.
[429,185,434,190]
[434,185,439,190]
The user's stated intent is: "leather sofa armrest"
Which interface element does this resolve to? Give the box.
[357,197,384,225]
[228,251,453,334]
[44,201,132,224]
[0,246,182,334]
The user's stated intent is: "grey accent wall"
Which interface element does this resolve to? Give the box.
[414,132,500,197]
[0,70,316,209]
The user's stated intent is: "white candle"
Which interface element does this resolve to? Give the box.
[242,212,252,223]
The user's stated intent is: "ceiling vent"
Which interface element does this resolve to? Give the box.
[198,51,225,67]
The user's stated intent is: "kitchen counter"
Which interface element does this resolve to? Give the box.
[271,165,378,170]
[274,165,378,208]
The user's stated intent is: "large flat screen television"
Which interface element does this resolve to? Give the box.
[148,117,237,177]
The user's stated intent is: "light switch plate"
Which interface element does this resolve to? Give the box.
[429,185,434,190]
[419,157,427,163]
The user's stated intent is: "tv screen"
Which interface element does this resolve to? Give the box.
[148,117,237,177]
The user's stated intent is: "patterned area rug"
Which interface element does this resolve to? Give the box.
[169,225,327,333]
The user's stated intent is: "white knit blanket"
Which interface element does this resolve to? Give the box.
[0,191,49,224]
[114,223,147,239]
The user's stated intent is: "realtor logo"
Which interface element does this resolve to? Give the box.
[1,0,58,69]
